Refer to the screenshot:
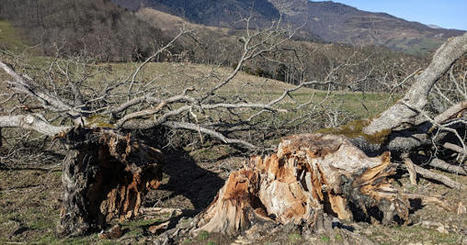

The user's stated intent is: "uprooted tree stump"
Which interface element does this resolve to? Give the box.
[192,134,412,235]
[56,127,164,236]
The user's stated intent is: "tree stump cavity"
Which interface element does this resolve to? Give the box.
[57,127,164,236]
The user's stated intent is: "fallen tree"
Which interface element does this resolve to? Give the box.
[0,19,465,240]
[0,20,326,236]
[174,33,467,238]
[192,134,410,235]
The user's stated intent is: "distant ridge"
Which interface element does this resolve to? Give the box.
[113,0,465,55]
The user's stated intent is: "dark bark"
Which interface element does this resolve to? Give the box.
[56,127,164,236]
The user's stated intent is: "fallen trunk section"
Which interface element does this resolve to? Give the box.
[192,134,411,235]
[56,127,164,236]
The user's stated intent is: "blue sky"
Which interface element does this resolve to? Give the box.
[321,0,467,30]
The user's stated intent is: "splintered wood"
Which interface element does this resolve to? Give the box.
[194,134,410,235]
[57,127,164,236]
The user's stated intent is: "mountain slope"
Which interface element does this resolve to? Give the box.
[270,0,464,55]
[113,0,465,55]
[113,0,280,28]
[0,0,172,61]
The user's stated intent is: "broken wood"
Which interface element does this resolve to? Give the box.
[428,158,466,176]
[408,161,464,189]
[192,134,411,235]
[404,157,418,185]
[56,126,164,236]
[443,142,466,156]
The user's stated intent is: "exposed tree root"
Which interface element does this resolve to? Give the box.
[191,134,412,235]
[56,127,164,236]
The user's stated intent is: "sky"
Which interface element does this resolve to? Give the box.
[322,0,467,30]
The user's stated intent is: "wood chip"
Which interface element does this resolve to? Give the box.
[148,221,170,234]
[404,157,418,185]
[98,224,123,240]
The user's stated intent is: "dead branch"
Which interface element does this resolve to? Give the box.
[443,142,467,156]
[0,115,69,136]
[162,121,256,149]
[364,33,467,135]
[404,157,464,189]
[434,100,467,123]
[428,158,466,175]
[0,61,81,120]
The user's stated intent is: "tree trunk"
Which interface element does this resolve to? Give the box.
[192,134,410,235]
[56,127,164,236]
[363,33,467,136]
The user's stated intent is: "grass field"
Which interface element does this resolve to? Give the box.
[0,20,27,50]
[86,61,396,120]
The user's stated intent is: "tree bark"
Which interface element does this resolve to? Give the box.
[428,158,466,175]
[0,115,69,136]
[363,33,467,136]
[56,127,164,236]
[192,134,410,235]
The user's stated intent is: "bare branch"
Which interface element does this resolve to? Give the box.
[0,115,69,136]
[127,28,189,99]
[428,158,466,175]
[0,61,82,122]
[163,121,256,149]
[364,33,467,135]
[434,100,466,123]
[404,157,464,189]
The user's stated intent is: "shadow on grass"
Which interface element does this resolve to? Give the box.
[146,148,225,212]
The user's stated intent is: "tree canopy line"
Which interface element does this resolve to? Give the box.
[0,0,426,92]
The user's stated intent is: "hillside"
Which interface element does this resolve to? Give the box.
[114,0,465,55]
[270,0,465,55]
[0,0,426,89]
[134,7,425,91]
[113,0,280,28]
[0,0,173,61]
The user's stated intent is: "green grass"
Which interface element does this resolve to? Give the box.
[320,235,331,242]
[197,230,210,241]
[368,225,463,244]
[0,20,27,50]
[288,233,302,243]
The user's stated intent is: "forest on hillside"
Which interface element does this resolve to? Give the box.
[0,0,426,91]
